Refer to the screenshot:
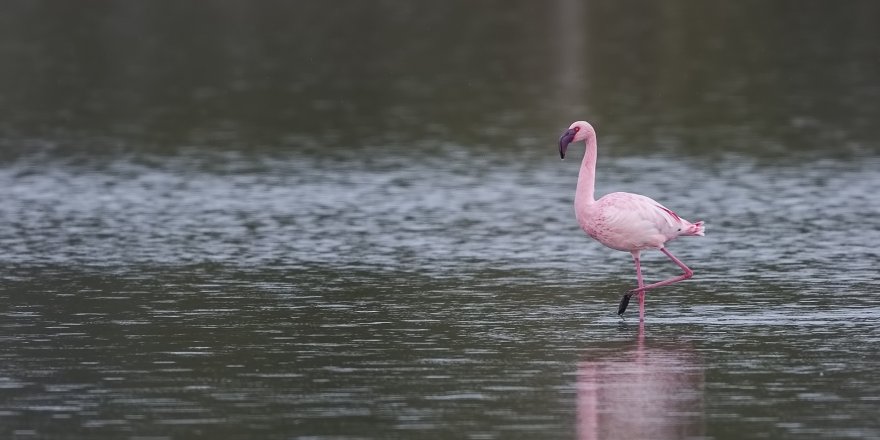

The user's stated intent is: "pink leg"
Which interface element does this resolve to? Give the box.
[618,251,647,319]
[628,247,694,296]
[632,251,645,322]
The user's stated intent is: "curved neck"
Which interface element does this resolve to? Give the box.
[575,136,597,205]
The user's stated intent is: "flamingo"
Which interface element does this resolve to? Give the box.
[558,121,705,321]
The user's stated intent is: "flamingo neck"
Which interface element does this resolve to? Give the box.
[575,136,597,206]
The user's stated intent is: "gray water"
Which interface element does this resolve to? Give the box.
[1,2,879,439]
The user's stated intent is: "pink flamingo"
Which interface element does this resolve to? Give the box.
[558,121,705,321]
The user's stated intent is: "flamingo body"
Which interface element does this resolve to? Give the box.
[578,192,704,252]
[559,120,705,321]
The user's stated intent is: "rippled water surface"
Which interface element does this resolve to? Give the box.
[1,1,880,439]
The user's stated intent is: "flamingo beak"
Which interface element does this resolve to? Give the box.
[559,128,576,159]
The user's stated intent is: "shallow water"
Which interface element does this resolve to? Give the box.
[1,1,880,439]
[2,147,878,440]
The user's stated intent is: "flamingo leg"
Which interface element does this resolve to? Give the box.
[633,251,646,322]
[617,251,645,318]
[628,247,694,296]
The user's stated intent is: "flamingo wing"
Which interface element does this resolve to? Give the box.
[584,192,689,251]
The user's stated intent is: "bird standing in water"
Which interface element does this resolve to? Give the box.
[558,121,705,322]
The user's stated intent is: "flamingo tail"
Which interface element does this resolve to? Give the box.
[685,220,705,236]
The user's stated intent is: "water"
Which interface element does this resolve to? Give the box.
[1,2,879,439]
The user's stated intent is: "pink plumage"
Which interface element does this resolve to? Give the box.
[559,121,705,321]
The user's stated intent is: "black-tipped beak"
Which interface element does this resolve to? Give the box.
[559,128,576,159]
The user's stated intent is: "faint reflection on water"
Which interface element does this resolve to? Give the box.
[577,323,704,440]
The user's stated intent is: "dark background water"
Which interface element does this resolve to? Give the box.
[1,1,879,439]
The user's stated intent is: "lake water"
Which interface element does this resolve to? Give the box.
[1,2,879,439]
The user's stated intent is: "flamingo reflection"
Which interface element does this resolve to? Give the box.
[577,323,704,440]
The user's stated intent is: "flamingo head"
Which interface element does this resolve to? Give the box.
[558,120,594,159]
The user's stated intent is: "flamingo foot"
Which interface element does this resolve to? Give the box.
[617,293,632,315]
